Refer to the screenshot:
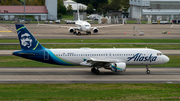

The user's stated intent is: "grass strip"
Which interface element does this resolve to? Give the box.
[0,84,179,100]
[0,39,180,43]
[1,44,180,50]
[0,55,178,67]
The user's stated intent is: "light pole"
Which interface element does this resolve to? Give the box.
[24,0,25,19]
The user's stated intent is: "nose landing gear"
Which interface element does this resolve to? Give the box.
[146,65,150,74]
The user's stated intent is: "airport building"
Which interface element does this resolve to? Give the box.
[129,0,180,21]
[64,0,87,11]
[0,0,57,21]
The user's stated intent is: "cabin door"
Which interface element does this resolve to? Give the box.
[44,51,49,60]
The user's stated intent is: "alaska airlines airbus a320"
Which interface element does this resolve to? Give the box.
[13,24,169,74]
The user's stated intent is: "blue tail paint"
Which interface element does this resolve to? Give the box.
[16,24,44,51]
[13,24,74,66]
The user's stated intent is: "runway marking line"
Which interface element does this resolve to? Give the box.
[0,31,12,32]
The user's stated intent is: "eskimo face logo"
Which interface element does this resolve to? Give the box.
[127,53,157,62]
[20,33,32,48]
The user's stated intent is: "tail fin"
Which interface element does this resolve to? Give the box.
[15,24,45,51]
[77,4,80,21]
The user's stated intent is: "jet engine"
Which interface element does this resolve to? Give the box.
[68,27,75,33]
[110,63,126,72]
[93,27,98,33]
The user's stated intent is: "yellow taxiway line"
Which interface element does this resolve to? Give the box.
[0,31,12,32]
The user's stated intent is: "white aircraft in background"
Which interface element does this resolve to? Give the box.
[38,5,124,35]
[13,24,169,74]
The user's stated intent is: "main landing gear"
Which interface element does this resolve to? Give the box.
[76,32,81,36]
[146,65,150,74]
[91,67,100,74]
[86,32,91,35]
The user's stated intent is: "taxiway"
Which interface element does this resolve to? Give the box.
[0,67,179,83]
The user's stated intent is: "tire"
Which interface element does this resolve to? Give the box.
[91,68,96,73]
[146,70,150,74]
[78,32,81,36]
[95,70,100,75]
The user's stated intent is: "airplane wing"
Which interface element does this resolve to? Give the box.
[91,24,124,29]
[37,23,81,30]
[80,58,125,66]
[37,23,71,29]
[91,19,124,29]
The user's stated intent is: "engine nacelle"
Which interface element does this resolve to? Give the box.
[110,63,126,72]
[68,27,74,33]
[93,27,98,33]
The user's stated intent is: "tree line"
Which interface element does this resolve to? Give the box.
[0,0,130,19]
[74,0,130,14]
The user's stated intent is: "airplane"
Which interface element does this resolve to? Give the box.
[38,5,124,35]
[13,24,169,74]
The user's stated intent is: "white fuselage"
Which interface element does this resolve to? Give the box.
[50,48,169,66]
[75,20,91,32]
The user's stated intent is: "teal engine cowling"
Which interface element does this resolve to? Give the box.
[110,63,126,72]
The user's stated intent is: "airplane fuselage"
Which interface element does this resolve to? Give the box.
[50,48,169,66]
[75,20,91,32]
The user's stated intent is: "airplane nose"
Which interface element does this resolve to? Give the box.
[164,55,170,63]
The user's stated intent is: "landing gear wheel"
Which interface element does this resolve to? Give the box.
[95,70,100,75]
[79,32,81,35]
[91,67,96,73]
[146,70,150,74]
[76,32,81,35]
[86,32,91,35]
[146,65,150,74]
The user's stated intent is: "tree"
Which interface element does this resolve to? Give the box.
[74,0,108,10]
[25,0,41,6]
[79,5,86,12]
[121,0,129,12]
[1,0,21,5]
[57,0,67,15]
[109,0,122,11]
[67,4,73,13]
[10,0,21,5]
[86,4,94,14]
[97,3,109,15]
[91,0,108,10]
[0,0,10,5]
[39,0,45,6]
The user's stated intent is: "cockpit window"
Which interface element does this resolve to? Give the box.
[157,53,163,56]
[85,25,89,27]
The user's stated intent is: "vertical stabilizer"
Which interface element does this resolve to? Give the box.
[77,4,80,21]
[15,24,45,51]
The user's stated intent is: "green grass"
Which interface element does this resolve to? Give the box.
[1,39,180,43]
[62,14,74,20]
[1,44,180,50]
[0,55,178,67]
[127,20,148,24]
[0,84,179,100]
